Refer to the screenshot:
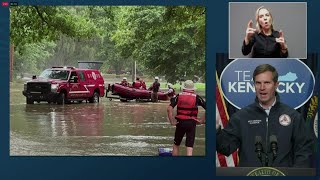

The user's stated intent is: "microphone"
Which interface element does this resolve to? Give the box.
[270,135,278,161]
[255,136,263,165]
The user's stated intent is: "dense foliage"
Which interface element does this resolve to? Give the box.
[10,6,205,83]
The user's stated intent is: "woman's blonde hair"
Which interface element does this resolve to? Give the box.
[255,6,274,33]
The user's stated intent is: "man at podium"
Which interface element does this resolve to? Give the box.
[216,64,314,167]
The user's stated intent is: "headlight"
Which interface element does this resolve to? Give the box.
[51,84,58,92]
[24,83,27,91]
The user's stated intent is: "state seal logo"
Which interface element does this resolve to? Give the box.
[279,114,291,126]
[247,167,286,176]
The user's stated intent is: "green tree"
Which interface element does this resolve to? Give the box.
[11,6,100,75]
[13,40,56,76]
[112,6,205,83]
[10,6,97,49]
[11,6,205,82]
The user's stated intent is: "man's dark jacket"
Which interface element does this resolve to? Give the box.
[216,95,314,167]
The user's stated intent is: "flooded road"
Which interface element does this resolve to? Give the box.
[10,83,205,156]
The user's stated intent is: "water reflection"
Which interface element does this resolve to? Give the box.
[11,97,205,156]
[23,104,105,137]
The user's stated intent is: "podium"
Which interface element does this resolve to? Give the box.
[216,167,316,176]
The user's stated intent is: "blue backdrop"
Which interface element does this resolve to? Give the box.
[220,58,315,109]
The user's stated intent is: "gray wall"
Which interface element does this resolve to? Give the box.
[229,2,307,59]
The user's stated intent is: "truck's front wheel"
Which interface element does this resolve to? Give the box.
[57,92,66,105]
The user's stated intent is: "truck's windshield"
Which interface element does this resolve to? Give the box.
[39,69,70,80]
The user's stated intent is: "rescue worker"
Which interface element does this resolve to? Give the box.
[166,83,176,99]
[120,77,130,87]
[216,64,314,167]
[149,76,160,102]
[140,79,147,90]
[132,77,142,89]
[167,80,206,156]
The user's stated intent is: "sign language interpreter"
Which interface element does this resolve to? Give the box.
[242,7,288,58]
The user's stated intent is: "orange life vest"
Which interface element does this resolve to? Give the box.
[133,81,141,89]
[141,81,146,90]
[175,91,198,120]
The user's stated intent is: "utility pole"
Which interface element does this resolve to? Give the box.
[134,61,136,80]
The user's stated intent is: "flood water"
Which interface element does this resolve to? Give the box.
[10,83,205,156]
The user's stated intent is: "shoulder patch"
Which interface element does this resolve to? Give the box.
[279,114,291,126]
